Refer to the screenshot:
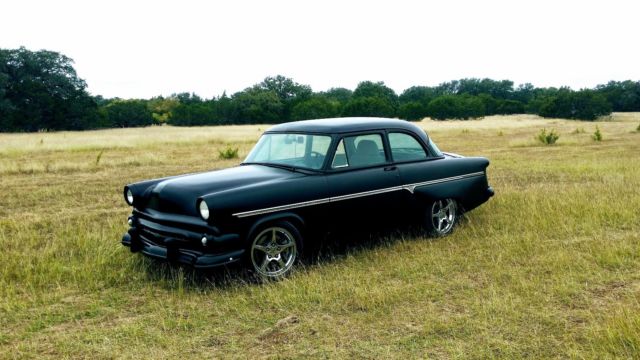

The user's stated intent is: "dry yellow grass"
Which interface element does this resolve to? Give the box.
[1,113,639,358]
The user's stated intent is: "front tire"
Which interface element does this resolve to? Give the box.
[425,198,458,237]
[247,221,302,280]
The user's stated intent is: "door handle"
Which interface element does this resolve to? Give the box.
[384,166,397,171]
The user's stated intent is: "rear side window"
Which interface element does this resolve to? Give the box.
[388,132,427,162]
[331,133,386,168]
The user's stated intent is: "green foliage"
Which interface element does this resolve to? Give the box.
[398,101,427,121]
[595,80,640,111]
[290,96,340,120]
[592,126,603,141]
[147,96,179,124]
[170,102,217,126]
[573,127,586,134]
[229,88,284,124]
[537,128,560,145]
[101,99,154,128]
[352,81,399,109]
[218,146,239,159]
[342,97,395,118]
[497,99,525,114]
[0,47,99,131]
[636,123,640,132]
[426,95,485,120]
[538,90,612,120]
[0,46,636,132]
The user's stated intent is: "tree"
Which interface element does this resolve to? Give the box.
[321,87,353,104]
[170,102,217,126]
[595,80,640,111]
[426,95,485,120]
[147,96,179,124]
[342,97,396,118]
[352,81,399,110]
[229,88,284,123]
[0,47,99,131]
[102,99,154,127]
[496,99,525,115]
[290,96,340,120]
[257,75,312,121]
[538,90,611,120]
[398,101,427,121]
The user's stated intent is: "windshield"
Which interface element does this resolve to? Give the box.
[244,133,332,170]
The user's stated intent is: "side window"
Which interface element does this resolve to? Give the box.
[388,132,427,162]
[331,134,387,169]
[331,140,348,168]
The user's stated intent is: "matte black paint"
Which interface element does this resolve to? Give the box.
[121,118,494,268]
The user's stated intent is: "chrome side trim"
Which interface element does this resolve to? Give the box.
[233,197,332,218]
[402,171,484,194]
[233,171,484,218]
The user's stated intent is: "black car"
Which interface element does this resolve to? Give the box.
[122,118,494,279]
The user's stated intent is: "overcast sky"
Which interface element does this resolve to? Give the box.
[2,0,639,99]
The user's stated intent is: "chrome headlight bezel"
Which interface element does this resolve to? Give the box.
[125,187,134,206]
[198,199,210,221]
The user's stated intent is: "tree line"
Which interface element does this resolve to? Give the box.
[2,47,639,132]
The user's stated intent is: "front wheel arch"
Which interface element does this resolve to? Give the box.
[245,212,305,246]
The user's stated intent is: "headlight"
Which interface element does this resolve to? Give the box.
[125,188,134,206]
[199,200,210,220]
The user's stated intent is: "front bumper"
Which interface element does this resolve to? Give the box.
[122,211,243,268]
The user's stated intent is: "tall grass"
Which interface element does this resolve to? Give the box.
[1,114,639,358]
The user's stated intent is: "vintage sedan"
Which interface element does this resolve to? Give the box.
[121,117,494,279]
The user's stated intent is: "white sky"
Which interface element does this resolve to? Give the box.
[2,0,639,99]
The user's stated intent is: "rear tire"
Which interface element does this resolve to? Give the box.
[425,198,458,237]
[246,221,303,281]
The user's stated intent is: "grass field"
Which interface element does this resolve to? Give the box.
[1,114,639,359]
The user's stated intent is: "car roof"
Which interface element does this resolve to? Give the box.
[265,117,423,134]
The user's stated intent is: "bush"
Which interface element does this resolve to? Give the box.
[102,100,154,128]
[538,90,612,120]
[290,97,340,120]
[426,95,485,120]
[398,101,427,121]
[497,99,525,115]
[592,126,603,141]
[537,128,559,145]
[342,97,396,118]
[218,147,239,159]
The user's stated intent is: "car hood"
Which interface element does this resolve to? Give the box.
[142,165,302,216]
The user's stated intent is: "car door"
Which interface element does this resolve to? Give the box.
[325,132,403,230]
[387,131,449,216]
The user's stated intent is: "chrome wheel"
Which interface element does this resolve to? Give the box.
[250,226,298,279]
[430,199,457,236]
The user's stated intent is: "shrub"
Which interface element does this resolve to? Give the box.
[636,123,640,132]
[290,97,340,120]
[573,127,585,134]
[592,126,603,141]
[426,95,485,120]
[218,147,239,159]
[341,97,396,118]
[398,101,428,121]
[538,90,612,120]
[537,128,559,145]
